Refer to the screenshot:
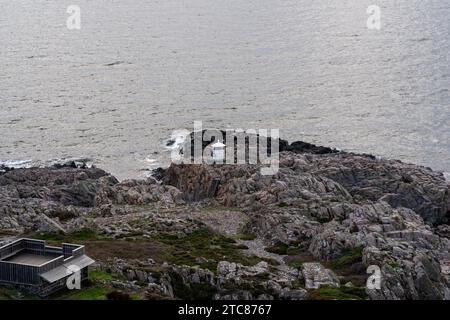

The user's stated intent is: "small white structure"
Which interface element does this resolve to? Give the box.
[211,140,226,163]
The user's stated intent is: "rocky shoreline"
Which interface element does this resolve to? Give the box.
[0,139,449,300]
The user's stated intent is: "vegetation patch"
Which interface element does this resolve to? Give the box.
[260,257,280,266]
[197,204,233,213]
[106,291,132,300]
[47,208,78,221]
[237,232,257,241]
[264,241,288,255]
[51,267,142,300]
[62,285,108,300]
[0,287,40,300]
[291,279,305,289]
[120,230,145,240]
[316,217,332,224]
[286,246,300,255]
[387,261,402,269]
[284,252,316,270]
[307,285,366,300]
[239,282,268,297]
[328,246,363,271]
[168,270,217,300]
[89,268,124,282]
[0,230,18,237]
[221,280,268,298]
[155,228,265,271]
[83,240,170,262]
[277,202,289,208]
[33,228,100,243]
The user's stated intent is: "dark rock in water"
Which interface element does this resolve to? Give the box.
[284,140,338,154]
[52,159,90,169]
[104,60,126,66]
[184,129,288,154]
[178,130,337,165]
[166,139,175,147]
[52,161,78,169]
[0,165,14,173]
[151,167,166,181]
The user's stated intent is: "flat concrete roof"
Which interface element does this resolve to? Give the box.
[41,255,95,283]
[3,252,60,266]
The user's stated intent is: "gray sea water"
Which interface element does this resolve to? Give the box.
[0,0,449,180]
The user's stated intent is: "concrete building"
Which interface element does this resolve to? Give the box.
[0,238,94,296]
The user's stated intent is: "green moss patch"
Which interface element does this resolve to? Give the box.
[284,252,316,270]
[33,228,100,243]
[34,226,276,277]
[47,208,78,221]
[264,241,288,255]
[237,232,257,240]
[62,286,108,300]
[328,246,363,271]
[307,285,366,300]
[0,287,40,300]
[168,270,217,300]
[89,268,125,282]
[155,228,265,271]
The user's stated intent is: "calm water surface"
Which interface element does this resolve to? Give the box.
[0,0,449,179]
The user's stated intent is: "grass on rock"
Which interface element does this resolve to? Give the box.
[307,285,366,300]
[33,228,99,243]
[328,246,363,271]
[264,241,289,255]
[155,227,269,271]
[34,226,270,273]
[237,232,257,241]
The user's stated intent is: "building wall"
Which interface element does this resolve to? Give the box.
[0,263,40,285]
[0,239,88,294]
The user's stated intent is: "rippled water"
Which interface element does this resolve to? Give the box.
[0,0,449,179]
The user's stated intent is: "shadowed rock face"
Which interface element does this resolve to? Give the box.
[308,153,450,226]
[163,151,450,300]
[0,143,449,300]
[0,165,114,207]
[0,164,114,233]
[165,152,449,226]
[0,163,183,233]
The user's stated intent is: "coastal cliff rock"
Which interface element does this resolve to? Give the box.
[165,152,449,225]
[163,151,450,299]
[0,142,449,300]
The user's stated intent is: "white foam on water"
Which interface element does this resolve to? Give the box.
[143,157,160,168]
[144,157,157,164]
[165,130,189,151]
[444,172,450,183]
[136,156,162,178]
[0,158,93,170]
[0,159,33,168]
[52,158,94,168]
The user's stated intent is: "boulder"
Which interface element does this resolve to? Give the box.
[302,263,340,289]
